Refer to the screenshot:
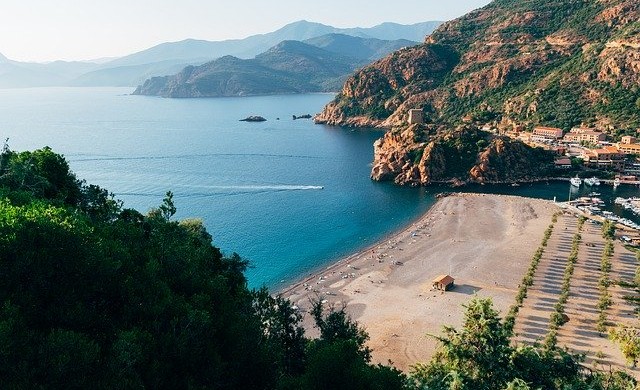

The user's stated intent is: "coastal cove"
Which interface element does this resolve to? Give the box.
[1,87,639,289]
[0,87,437,288]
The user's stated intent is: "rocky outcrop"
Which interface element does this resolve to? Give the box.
[370,125,554,186]
[239,116,267,122]
[469,138,553,183]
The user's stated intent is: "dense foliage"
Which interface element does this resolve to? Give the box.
[0,146,403,389]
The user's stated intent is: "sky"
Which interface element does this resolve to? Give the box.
[0,0,491,63]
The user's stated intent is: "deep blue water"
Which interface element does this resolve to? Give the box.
[1,88,638,288]
[0,88,437,288]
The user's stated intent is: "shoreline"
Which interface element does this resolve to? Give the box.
[277,196,441,297]
[281,192,560,370]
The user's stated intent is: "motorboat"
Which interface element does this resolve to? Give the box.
[570,177,582,187]
[584,177,600,186]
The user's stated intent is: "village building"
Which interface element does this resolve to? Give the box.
[545,145,566,155]
[623,161,640,176]
[554,157,572,169]
[617,142,640,155]
[620,135,637,144]
[432,275,455,291]
[616,174,638,184]
[563,127,607,143]
[408,109,424,125]
[532,126,563,142]
[581,146,625,169]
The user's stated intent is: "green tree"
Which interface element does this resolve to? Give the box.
[310,298,371,361]
[610,326,640,367]
[288,299,406,390]
[412,298,513,389]
[602,220,616,240]
[409,297,621,390]
[252,288,307,378]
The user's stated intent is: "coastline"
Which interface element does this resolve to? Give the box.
[281,192,560,370]
[278,196,439,296]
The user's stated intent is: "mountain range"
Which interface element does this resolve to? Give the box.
[133,35,417,97]
[0,20,441,88]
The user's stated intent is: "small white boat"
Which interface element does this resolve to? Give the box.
[613,178,621,187]
[570,177,582,187]
[584,177,600,186]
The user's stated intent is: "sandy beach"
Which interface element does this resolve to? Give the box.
[282,193,559,371]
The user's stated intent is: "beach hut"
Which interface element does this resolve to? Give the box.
[432,275,455,291]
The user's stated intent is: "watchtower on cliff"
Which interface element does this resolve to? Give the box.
[408,109,424,125]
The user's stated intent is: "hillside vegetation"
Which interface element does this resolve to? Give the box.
[317,0,640,131]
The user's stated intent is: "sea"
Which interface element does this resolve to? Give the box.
[1,87,639,288]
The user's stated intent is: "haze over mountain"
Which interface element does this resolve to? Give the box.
[133,35,416,97]
[0,20,440,89]
[0,54,100,88]
[104,20,441,68]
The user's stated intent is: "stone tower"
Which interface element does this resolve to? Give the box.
[408,109,423,124]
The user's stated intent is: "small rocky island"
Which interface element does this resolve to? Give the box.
[239,116,267,122]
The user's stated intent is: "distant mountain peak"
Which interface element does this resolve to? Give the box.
[283,20,329,27]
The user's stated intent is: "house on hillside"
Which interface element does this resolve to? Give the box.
[554,157,572,169]
[531,126,563,142]
[581,146,625,169]
[563,128,607,144]
[621,135,637,145]
[617,143,640,155]
[432,275,455,291]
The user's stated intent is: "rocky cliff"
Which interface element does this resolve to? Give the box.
[316,0,639,185]
[371,125,553,186]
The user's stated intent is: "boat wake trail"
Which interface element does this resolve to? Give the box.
[115,184,324,198]
[188,185,324,191]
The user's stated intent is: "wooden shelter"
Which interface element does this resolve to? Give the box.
[432,275,455,291]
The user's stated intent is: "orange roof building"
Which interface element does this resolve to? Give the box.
[432,275,455,291]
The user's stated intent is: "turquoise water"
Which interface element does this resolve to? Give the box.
[2,88,638,288]
[0,88,436,288]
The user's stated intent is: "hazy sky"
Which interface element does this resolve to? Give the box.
[0,0,491,62]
